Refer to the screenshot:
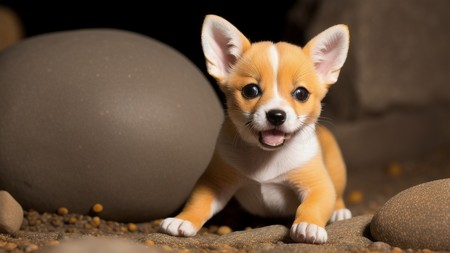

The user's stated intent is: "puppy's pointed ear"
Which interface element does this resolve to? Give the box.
[201,15,251,83]
[304,25,349,87]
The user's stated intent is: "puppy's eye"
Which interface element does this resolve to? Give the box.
[241,84,262,99]
[292,87,309,102]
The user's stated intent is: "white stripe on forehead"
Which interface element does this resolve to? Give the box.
[268,44,279,98]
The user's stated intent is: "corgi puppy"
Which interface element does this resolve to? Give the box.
[159,14,352,244]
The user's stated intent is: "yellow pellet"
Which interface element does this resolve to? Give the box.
[127,223,138,232]
[348,190,364,204]
[217,225,232,235]
[387,162,402,177]
[91,216,101,226]
[57,207,69,215]
[144,240,155,247]
[91,203,104,213]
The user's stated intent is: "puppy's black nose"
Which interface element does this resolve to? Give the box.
[266,109,286,126]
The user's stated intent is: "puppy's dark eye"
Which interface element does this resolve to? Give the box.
[292,87,309,102]
[241,84,262,99]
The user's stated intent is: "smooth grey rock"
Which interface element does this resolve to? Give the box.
[38,236,161,253]
[0,191,23,234]
[371,179,450,251]
[0,29,224,222]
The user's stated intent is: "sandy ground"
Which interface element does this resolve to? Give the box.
[0,145,449,253]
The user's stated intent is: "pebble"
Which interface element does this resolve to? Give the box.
[371,178,450,251]
[0,191,24,234]
[386,162,403,177]
[369,241,391,251]
[217,226,232,235]
[127,223,138,232]
[91,203,103,213]
[348,190,364,204]
[56,207,68,216]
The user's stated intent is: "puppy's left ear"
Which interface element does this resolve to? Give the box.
[304,25,350,87]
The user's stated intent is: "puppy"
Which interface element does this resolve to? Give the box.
[159,14,352,244]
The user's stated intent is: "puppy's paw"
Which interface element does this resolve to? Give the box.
[329,208,352,223]
[159,218,198,237]
[290,222,327,244]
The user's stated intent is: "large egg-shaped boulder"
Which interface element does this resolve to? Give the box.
[0,29,224,222]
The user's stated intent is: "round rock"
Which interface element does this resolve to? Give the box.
[0,29,223,222]
[0,191,23,234]
[370,178,450,251]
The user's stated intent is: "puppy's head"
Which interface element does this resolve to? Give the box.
[201,15,349,150]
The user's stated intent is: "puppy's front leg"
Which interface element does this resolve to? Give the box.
[160,153,240,237]
[287,155,336,244]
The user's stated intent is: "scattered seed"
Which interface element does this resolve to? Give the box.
[91,203,104,213]
[127,223,138,232]
[387,162,402,177]
[348,190,364,204]
[144,239,155,247]
[91,216,101,227]
[56,207,69,216]
[391,246,403,253]
[67,216,78,224]
[217,226,232,235]
[51,218,63,227]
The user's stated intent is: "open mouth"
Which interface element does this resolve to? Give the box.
[258,129,292,149]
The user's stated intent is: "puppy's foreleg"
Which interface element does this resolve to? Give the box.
[160,153,240,237]
[287,156,336,244]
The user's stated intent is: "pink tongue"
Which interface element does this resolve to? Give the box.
[261,129,285,146]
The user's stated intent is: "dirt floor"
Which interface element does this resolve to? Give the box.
[0,145,449,253]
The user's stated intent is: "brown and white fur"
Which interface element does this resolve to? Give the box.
[159,14,352,244]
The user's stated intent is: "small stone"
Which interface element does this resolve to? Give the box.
[91,203,104,213]
[348,190,364,204]
[217,226,232,235]
[91,216,101,227]
[144,240,154,247]
[391,247,403,252]
[127,223,138,232]
[0,191,24,234]
[67,216,78,224]
[369,241,391,251]
[386,162,402,177]
[56,207,69,216]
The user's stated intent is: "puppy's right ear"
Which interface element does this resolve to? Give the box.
[201,15,251,83]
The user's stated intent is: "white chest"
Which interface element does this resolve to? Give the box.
[217,129,319,183]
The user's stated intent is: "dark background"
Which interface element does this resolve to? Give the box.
[1,0,313,102]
